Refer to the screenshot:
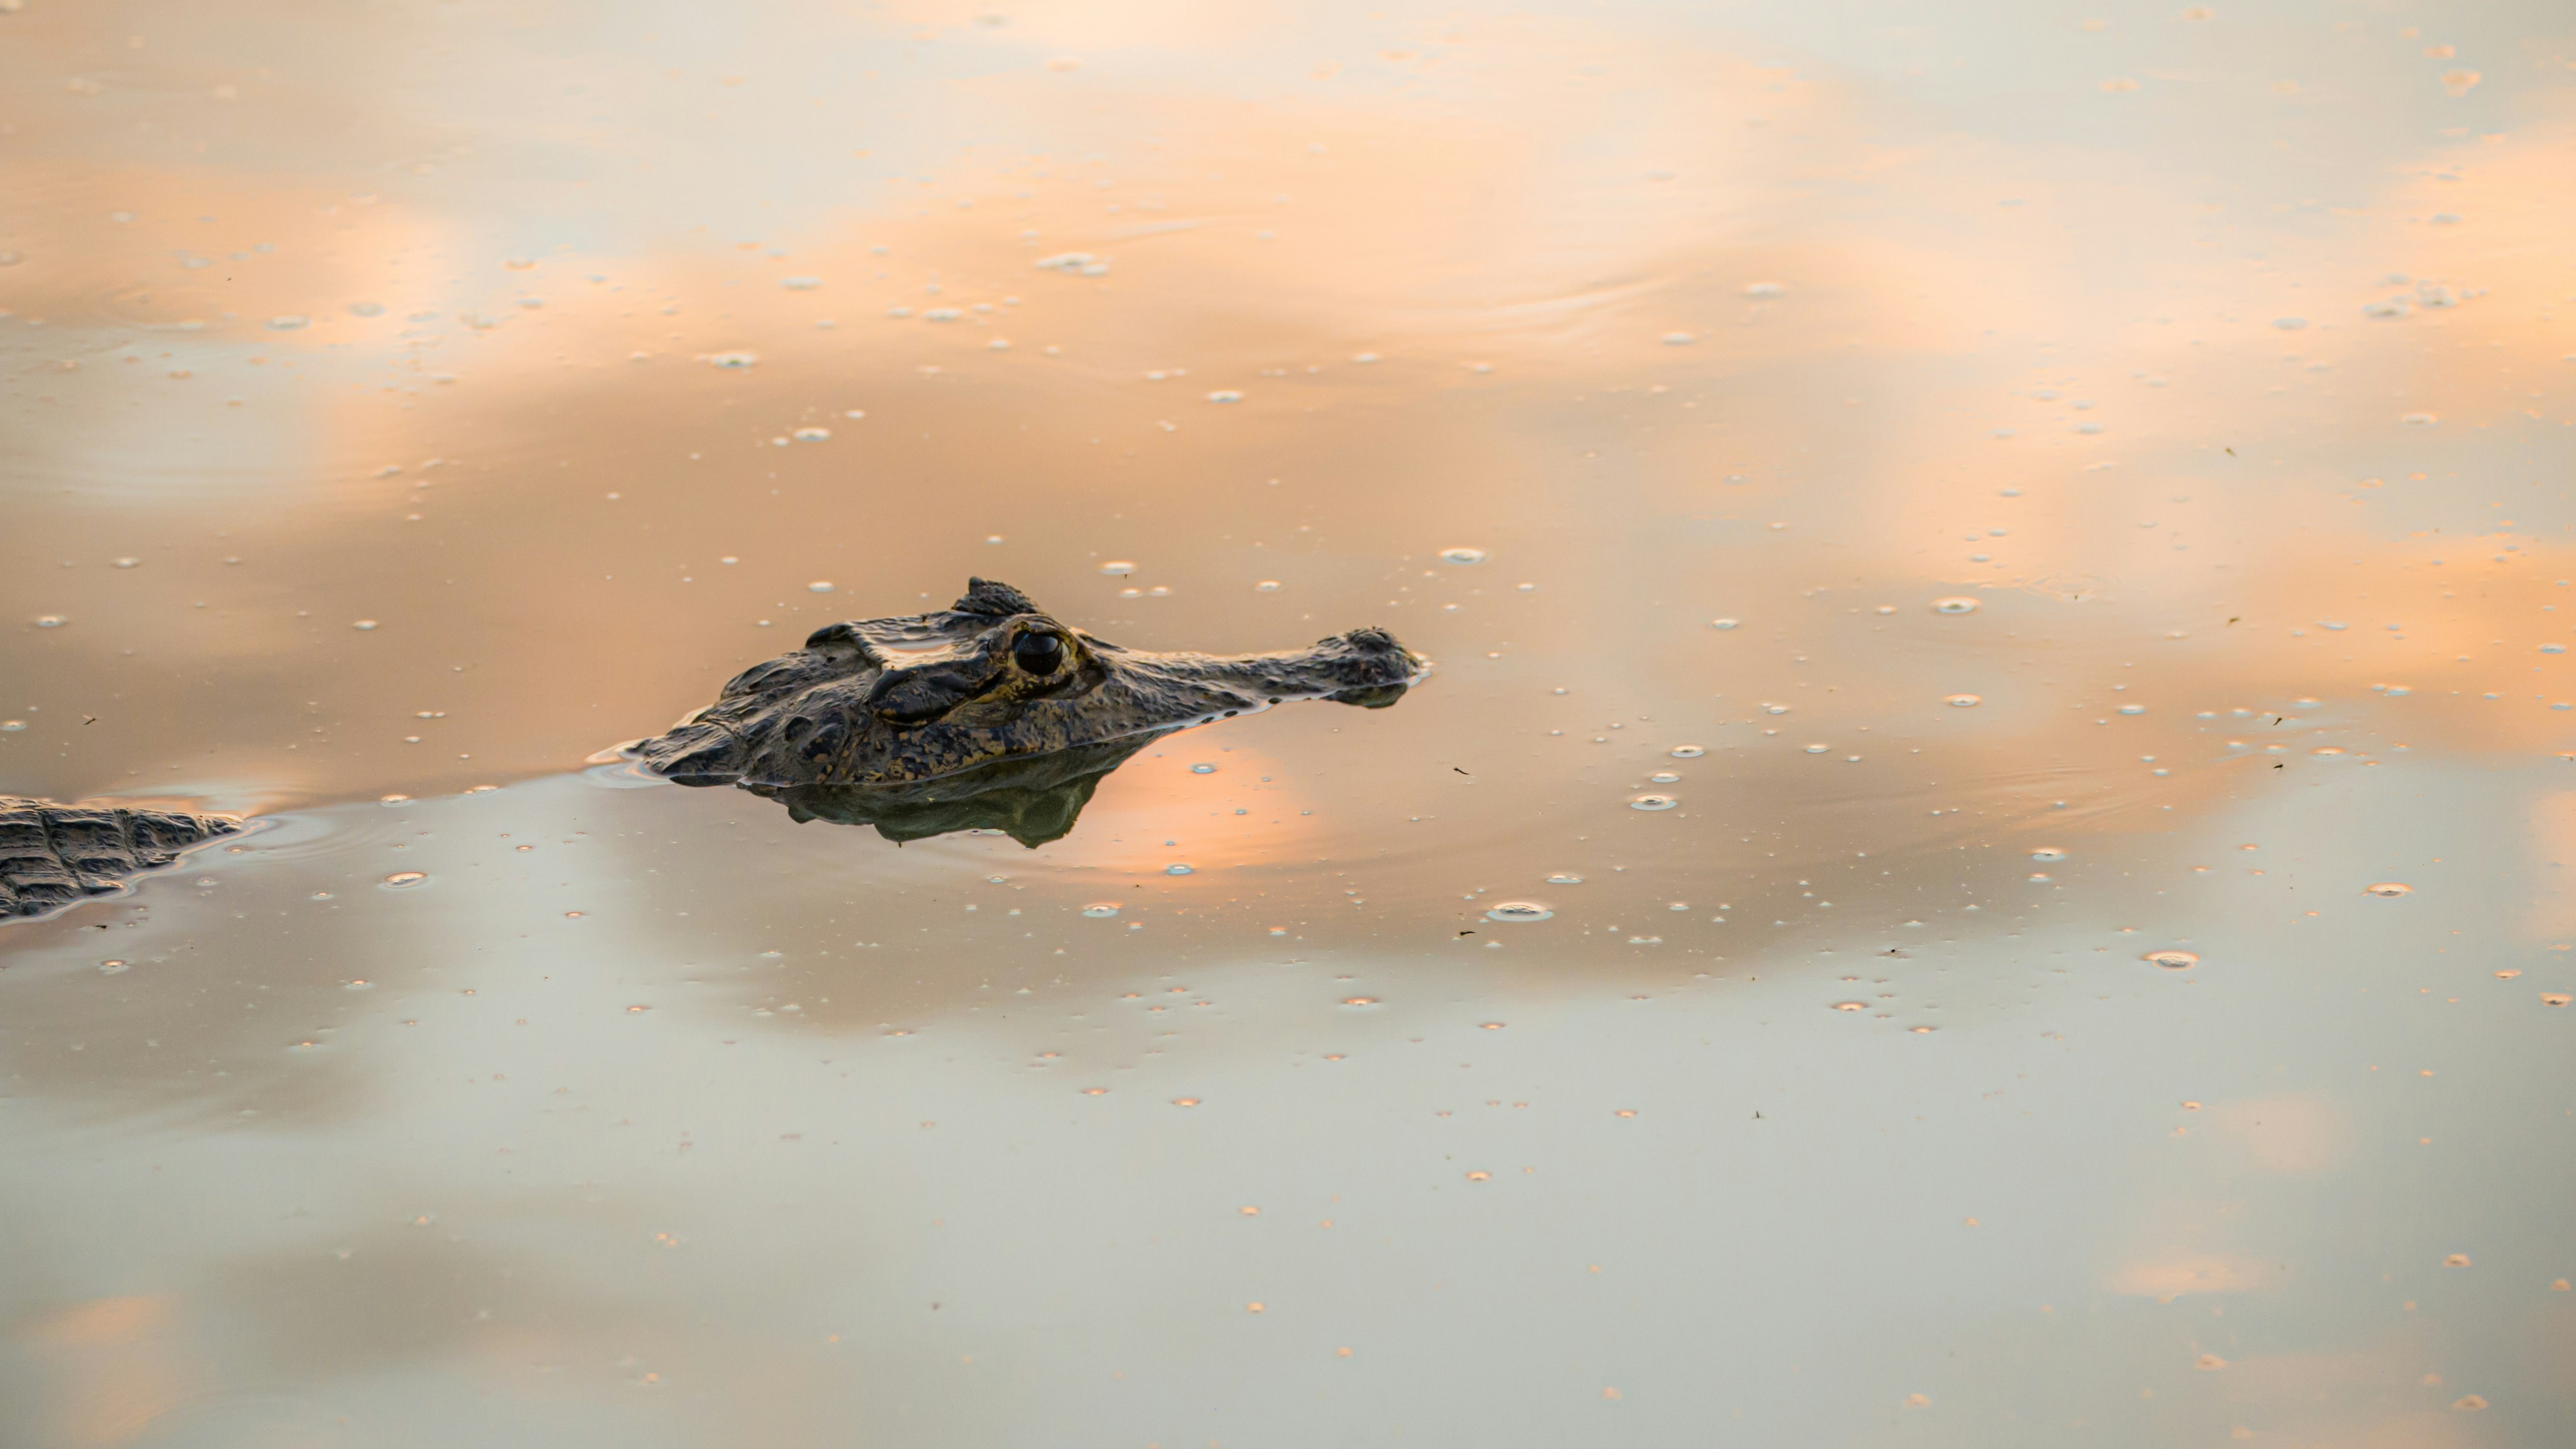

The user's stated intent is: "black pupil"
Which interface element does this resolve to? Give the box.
[1013,632,1064,673]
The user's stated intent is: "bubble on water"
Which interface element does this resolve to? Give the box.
[1650,771,1680,784]
[1907,1025,1937,1034]
[33,615,67,629]
[806,581,834,593]
[1341,996,1379,1007]
[1546,873,1584,885]
[2195,1354,2228,1371]
[1206,390,1243,403]
[2443,1253,2472,1268]
[1831,1001,1866,1011]
[1190,763,1216,774]
[1660,331,1695,346]
[345,978,372,990]
[379,794,411,805]
[1439,547,1488,565]
[1486,902,1554,922]
[1932,597,1980,614]
[2401,412,2437,427]
[2031,848,2067,860]
[99,960,130,975]
[2452,1395,2488,1412]
[1744,282,1786,298]
[1081,902,1122,918]
[1802,744,1829,755]
[2143,950,2199,969]
[265,314,309,331]
[1100,561,1137,576]
[781,276,822,290]
[1710,618,1740,630]
[111,557,140,569]
[1629,794,1679,811]
[2312,746,2344,755]
[352,620,379,631]
[2543,994,2572,1007]
[1947,694,1981,707]
[2544,644,2567,655]
[1165,864,1195,876]
[0,721,22,731]
[793,427,831,442]
[2364,882,2413,897]
[2117,704,2145,715]
[381,872,429,889]
[1669,745,1704,758]
[1762,704,1790,715]
[1251,580,1283,593]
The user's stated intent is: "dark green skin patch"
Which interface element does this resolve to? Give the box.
[632,578,1429,821]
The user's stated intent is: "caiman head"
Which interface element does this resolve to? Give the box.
[632,579,1429,812]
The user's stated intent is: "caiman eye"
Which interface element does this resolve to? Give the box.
[1012,632,1066,674]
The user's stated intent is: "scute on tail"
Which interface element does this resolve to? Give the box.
[0,797,243,921]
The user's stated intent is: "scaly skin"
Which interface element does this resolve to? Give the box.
[0,797,241,919]
[633,578,1429,800]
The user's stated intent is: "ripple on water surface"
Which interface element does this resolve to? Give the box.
[1485,902,1553,922]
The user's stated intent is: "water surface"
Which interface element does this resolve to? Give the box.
[5,0,2574,1444]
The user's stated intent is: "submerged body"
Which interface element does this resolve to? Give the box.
[0,797,241,919]
[632,578,1427,839]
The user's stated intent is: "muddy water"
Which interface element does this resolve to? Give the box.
[5,1,2574,1443]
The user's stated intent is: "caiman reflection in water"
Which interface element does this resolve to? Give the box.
[631,578,1429,845]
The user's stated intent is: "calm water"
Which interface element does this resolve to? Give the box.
[5,1,2574,1444]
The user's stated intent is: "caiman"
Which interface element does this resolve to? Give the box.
[0,577,1427,916]
[629,577,1427,844]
